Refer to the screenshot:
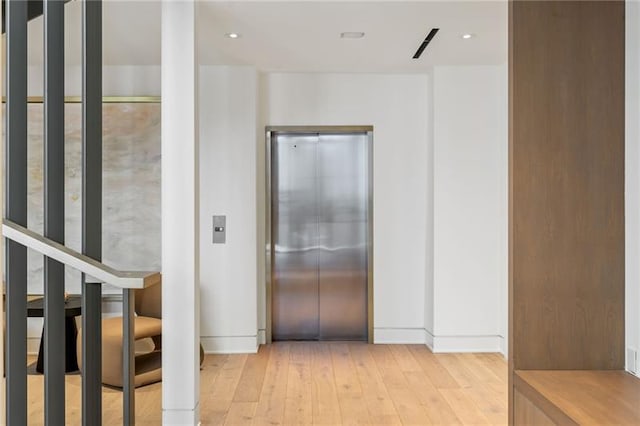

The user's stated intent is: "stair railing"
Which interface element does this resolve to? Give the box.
[3,220,159,425]
[4,0,149,424]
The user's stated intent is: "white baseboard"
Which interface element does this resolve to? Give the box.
[425,329,434,351]
[163,402,200,426]
[627,347,638,375]
[27,337,41,356]
[201,336,259,354]
[500,335,508,358]
[27,326,504,356]
[373,328,426,344]
[372,328,504,353]
[427,331,504,353]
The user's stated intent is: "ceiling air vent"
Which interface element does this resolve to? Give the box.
[413,28,440,59]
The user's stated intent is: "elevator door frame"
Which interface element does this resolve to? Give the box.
[265,126,374,344]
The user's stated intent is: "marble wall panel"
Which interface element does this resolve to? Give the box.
[6,102,161,294]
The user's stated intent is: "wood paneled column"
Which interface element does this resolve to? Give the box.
[509,0,625,423]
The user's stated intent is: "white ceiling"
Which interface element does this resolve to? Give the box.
[26,0,507,72]
[27,0,161,66]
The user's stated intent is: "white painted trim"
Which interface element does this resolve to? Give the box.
[257,329,266,345]
[162,403,200,426]
[427,331,504,353]
[627,347,638,375]
[27,337,40,356]
[373,328,426,344]
[30,331,507,356]
[425,329,434,351]
[201,336,259,354]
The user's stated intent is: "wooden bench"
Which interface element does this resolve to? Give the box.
[514,370,640,425]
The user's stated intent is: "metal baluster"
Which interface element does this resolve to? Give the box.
[43,0,67,423]
[5,0,29,423]
[81,0,103,424]
[123,289,136,425]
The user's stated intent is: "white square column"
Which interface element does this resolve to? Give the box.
[161,1,200,424]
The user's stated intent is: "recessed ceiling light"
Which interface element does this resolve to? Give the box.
[340,32,365,39]
[226,33,240,39]
[462,33,474,40]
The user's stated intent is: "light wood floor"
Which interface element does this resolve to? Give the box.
[26,342,507,425]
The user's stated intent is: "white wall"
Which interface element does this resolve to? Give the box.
[260,73,430,343]
[424,72,435,338]
[626,0,640,376]
[21,64,510,355]
[430,65,508,353]
[257,75,268,343]
[199,66,259,353]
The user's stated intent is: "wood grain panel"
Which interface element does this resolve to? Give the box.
[513,372,577,425]
[513,389,556,426]
[510,0,625,371]
[516,370,640,425]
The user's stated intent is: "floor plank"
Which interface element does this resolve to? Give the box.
[330,343,363,397]
[202,353,248,425]
[233,346,271,403]
[408,346,460,389]
[349,343,402,425]
[370,345,433,425]
[404,371,462,425]
[253,342,290,426]
[224,402,258,425]
[439,388,492,426]
[310,343,342,425]
[436,353,478,389]
[283,343,313,425]
[388,344,422,373]
[474,353,508,383]
[24,343,507,425]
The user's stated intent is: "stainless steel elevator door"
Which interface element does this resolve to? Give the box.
[272,132,368,341]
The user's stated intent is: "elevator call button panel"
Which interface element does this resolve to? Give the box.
[213,215,226,244]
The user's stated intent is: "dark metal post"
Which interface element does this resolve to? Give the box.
[5,0,29,424]
[81,283,102,425]
[43,0,67,424]
[123,289,136,425]
[81,0,103,424]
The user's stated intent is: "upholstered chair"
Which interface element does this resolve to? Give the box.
[77,280,204,388]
